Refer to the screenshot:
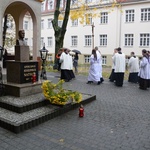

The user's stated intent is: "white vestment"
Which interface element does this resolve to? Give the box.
[88,54,101,82]
[128,56,139,73]
[96,50,102,78]
[138,57,150,79]
[60,52,70,70]
[111,55,115,69]
[69,54,73,70]
[113,52,125,73]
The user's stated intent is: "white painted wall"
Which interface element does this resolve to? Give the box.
[24,0,150,64]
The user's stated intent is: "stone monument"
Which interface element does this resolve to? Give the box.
[4,30,42,97]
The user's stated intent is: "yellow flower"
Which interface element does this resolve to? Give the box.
[41,80,82,105]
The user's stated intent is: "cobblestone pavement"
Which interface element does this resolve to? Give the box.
[0,72,150,150]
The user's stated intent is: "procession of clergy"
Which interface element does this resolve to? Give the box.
[58,47,150,90]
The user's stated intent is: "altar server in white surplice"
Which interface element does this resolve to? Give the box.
[109,48,117,82]
[87,49,101,85]
[68,50,75,79]
[128,52,139,83]
[113,47,125,87]
[138,49,150,90]
[95,46,104,83]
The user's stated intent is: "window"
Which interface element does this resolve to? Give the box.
[71,36,78,46]
[24,21,28,30]
[48,0,54,10]
[84,55,90,63]
[72,19,78,26]
[85,14,92,25]
[47,37,53,47]
[85,0,92,3]
[7,21,13,29]
[102,0,109,3]
[125,10,134,22]
[41,3,44,12]
[100,12,108,24]
[41,37,44,47]
[125,34,134,46]
[31,38,33,46]
[85,35,92,46]
[99,34,107,46]
[140,33,150,46]
[48,19,52,28]
[58,20,62,27]
[25,38,28,45]
[47,54,53,61]
[41,20,44,29]
[102,56,107,65]
[71,0,78,5]
[60,0,63,7]
[141,8,150,21]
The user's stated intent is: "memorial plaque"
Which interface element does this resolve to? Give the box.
[20,62,38,83]
[7,61,38,84]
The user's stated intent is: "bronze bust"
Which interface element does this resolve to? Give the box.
[16,30,27,46]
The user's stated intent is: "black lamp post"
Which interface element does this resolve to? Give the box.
[39,43,48,80]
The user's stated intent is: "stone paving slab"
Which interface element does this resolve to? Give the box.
[0,71,150,150]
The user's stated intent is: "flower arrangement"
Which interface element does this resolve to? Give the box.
[41,80,82,105]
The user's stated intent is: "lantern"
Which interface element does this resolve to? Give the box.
[39,43,48,80]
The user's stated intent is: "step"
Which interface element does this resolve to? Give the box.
[0,94,96,133]
[0,93,48,113]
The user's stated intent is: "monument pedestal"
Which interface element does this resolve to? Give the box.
[4,82,42,97]
[15,46,30,61]
[6,61,38,84]
[4,46,42,97]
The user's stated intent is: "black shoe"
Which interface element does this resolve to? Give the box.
[65,79,69,82]
[100,78,104,83]
[86,81,93,84]
[139,87,147,90]
[97,81,101,85]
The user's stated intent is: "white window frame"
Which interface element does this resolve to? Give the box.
[47,54,53,61]
[25,38,28,45]
[41,20,44,30]
[71,36,78,46]
[84,55,90,63]
[41,37,44,47]
[85,0,93,3]
[85,14,92,25]
[72,19,78,26]
[125,9,134,22]
[125,34,134,46]
[60,0,63,7]
[48,19,52,28]
[48,0,54,10]
[99,34,107,46]
[141,8,150,21]
[71,0,78,5]
[102,56,107,65]
[24,21,28,30]
[85,35,92,46]
[100,12,108,24]
[47,37,53,47]
[41,3,44,12]
[58,20,63,27]
[140,33,150,47]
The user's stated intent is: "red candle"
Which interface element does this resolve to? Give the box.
[79,105,84,117]
[32,72,36,84]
